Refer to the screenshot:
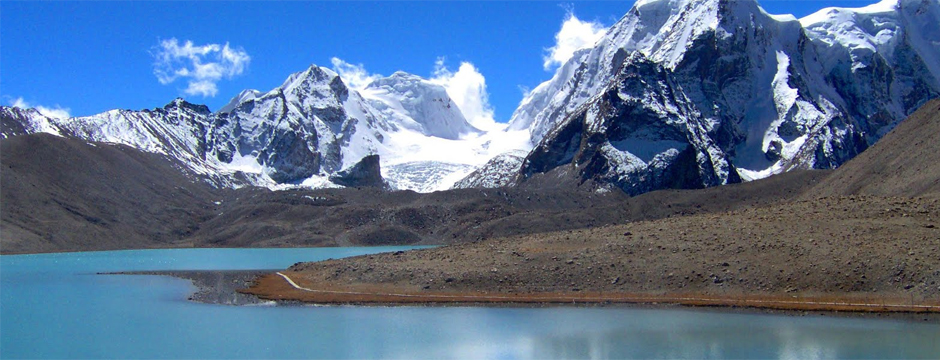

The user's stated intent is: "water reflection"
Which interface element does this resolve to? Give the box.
[524,309,939,359]
[2,249,938,359]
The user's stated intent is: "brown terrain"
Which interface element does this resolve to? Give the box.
[242,99,940,314]
[0,134,218,253]
[1,135,827,254]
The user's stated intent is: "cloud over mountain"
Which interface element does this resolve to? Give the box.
[9,97,70,119]
[151,38,251,97]
[542,11,606,71]
[429,58,498,131]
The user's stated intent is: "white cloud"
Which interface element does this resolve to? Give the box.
[331,57,380,91]
[331,57,498,131]
[429,58,498,131]
[151,38,250,97]
[543,11,606,71]
[10,97,71,119]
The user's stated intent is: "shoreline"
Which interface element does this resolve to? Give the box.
[242,272,940,323]
[104,270,940,322]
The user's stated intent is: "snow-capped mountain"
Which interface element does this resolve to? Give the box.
[452,150,528,189]
[209,65,389,184]
[507,0,939,194]
[801,0,940,139]
[1,65,530,192]
[352,71,525,192]
[361,71,481,140]
[3,0,936,196]
[1,107,64,139]
[218,89,262,114]
[17,98,257,187]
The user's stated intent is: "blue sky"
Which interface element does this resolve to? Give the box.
[2,0,875,122]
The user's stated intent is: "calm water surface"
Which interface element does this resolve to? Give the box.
[1,248,938,359]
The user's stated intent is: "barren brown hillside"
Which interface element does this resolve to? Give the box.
[809,99,940,199]
[246,100,940,313]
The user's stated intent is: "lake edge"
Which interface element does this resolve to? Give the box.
[117,269,940,324]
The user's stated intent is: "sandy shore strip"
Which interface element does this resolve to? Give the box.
[98,270,939,322]
[238,271,940,322]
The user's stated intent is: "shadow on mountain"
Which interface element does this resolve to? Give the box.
[4,99,936,254]
[2,139,825,254]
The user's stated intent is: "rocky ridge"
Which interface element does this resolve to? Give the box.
[501,0,939,195]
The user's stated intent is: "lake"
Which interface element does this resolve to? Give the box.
[1,248,938,359]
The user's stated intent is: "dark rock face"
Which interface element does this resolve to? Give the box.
[165,98,211,116]
[519,56,744,195]
[262,129,322,183]
[329,154,387,188]
[513,0,939,195]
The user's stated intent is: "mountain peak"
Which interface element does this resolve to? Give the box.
[367,71,431,90]
[163,98,211,115]
[219,89,262,114]
[632,0,762,18]
[361,71,480,140]
[279,64,340,90]
[389,70,420,79]
[634,0,756,8]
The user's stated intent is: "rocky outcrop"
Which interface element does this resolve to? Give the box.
[452,151,526,189]
[329,154,387,188]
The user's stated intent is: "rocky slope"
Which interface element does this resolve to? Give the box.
[807,98,940,199]
[262,195,939,311]
[253,98,940,309]
[0,134,219,253]
[1,131,829,254]
[505,0,939,195]
[452,150,527,189]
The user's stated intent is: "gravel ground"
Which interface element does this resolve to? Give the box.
[244,195,939,318]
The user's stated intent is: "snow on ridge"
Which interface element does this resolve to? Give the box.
[219,89,262,114]
[510,0,940,195]
[1,62,534,193]
[800,0,899,27]
[360,71,481,140]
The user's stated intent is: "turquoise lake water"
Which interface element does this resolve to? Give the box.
[1,248,938,359]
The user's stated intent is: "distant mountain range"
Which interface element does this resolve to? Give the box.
[2,67,524,193]
[3,0,938,195]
